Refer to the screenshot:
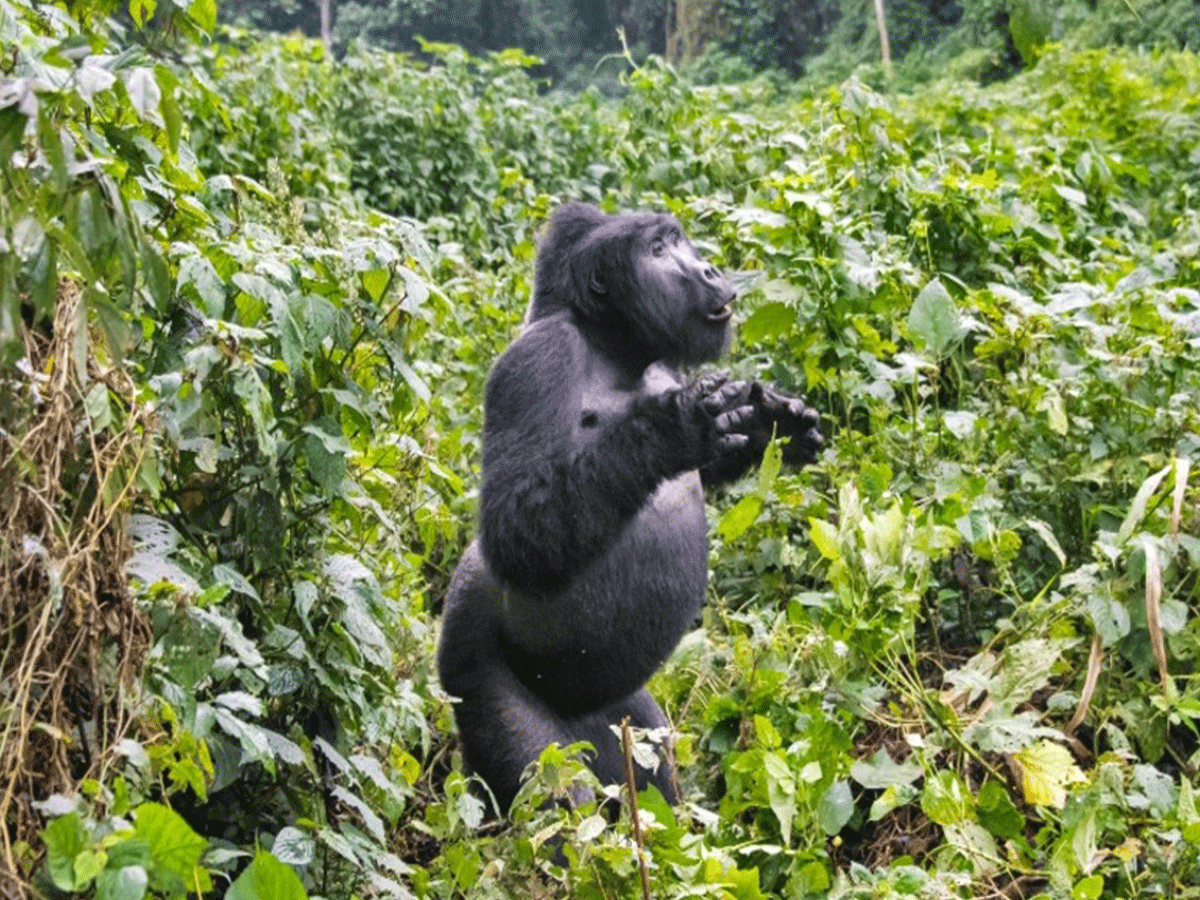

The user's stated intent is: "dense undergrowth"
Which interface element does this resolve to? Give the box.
[2,1,1200,897]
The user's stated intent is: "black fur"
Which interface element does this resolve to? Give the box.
[437,202,822,813]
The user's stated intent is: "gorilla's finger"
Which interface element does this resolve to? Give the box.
[718,433,750,451]
[714,404,755,433]
[702,380,751,414]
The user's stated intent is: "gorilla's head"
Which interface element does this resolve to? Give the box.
[530,202,735,368]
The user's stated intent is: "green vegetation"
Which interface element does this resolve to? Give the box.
[223,0,1200,89]
[3,1,1200,898]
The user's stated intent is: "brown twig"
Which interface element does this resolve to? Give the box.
[621,716,652,900]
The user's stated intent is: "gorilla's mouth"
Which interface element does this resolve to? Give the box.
[705,303,733,323]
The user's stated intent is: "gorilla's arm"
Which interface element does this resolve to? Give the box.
[699,380,823,487]
[478,320,726,594]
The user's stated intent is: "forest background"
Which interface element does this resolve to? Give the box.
[3,0,1200,898]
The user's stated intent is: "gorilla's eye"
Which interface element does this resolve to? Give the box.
[650,239,666,257]
[580,411,599,428]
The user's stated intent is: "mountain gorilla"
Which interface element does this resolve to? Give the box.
[437,202,822,813]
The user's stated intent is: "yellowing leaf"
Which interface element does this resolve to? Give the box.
[1014,741,1086,808]
[718,494,763,541]
[809,518,840,561]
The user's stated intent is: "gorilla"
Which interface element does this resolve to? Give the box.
[437,201,822,813]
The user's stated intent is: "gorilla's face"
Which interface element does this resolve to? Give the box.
[628,217,735,367]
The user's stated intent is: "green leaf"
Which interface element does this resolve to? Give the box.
[227,850,308,900]
[1072,874,1104,900]
[718,494,763,542]
[96,865,149,900]
[762,750,795,845]
[977,780,1024,840]
[921,770,973,825]
[156,66,181,152]
[576,814,606,842]
[908,278,962,357]
[817,779,854,836]
[124,68,163,125]
[74,848,107,886]
[188,0,217,31]
[128,0,156,27]
[1025,518,1065,566]
[361,267,391,303]
[85,383,113,430]
[43,813,87,891]
[850,748,921,790]
[808,518,840,562]
[133,803,206,890]
[740,301,793,344]
[177,254,225,318]
[1038,388,1068,435]
[272,827,315,867]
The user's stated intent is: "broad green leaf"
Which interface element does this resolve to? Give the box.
[1014,741,1085,808]
[576,814,606,842]
[758,436,782,495]
[155,66,181,151]
[850,748,921,790]
[869,784,920,821]
[943,821,999,876]
[177,254,225,318]
[188,0,217,31]
[943,409,976,439]
[96,865,149,900]
[1025,518,1065,566]
[43,814,87,891]
[921,770,973,825]
[361,267,391,303]
[74,848,107,886]
[908,278,962,357]
[977,780,1024,840]
[133,803,206,889]
[227,850,308,900]
[817,779,854,836]
[1038,389,1068,436]
[85,383,113,430]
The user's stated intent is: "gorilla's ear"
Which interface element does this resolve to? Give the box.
[570,235,610,315]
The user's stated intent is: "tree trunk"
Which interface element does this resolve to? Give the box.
[319,0,332,55]
[873,0,892,77]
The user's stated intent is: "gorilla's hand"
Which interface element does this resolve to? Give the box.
[670,373,754,467]
[750,383,823,466]
[696,379,823,484]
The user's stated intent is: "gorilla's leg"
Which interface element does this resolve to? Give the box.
[439,543,582,812]
[440,542,678,810]
[451,654,590,813]
[568,688,679,804]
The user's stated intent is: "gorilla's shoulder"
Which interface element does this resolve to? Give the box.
[486,312,586,412]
